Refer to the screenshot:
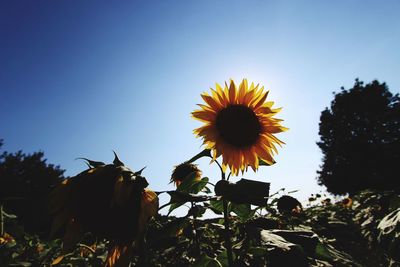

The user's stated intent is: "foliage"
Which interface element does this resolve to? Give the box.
[3,189,399,266]
[0,141,65,235]
[317,79,400,195]
[303,190,400,266]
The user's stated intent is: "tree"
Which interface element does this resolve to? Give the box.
[317,79,400,195]
[0,141,65,235]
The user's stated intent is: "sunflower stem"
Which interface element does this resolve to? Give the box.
[215,160,224,174]
[220,170,234,266]
[222,199,233,266]
[191,202,201,257]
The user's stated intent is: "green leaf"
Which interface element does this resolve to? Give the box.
[216,250,229,266]
[315,242,332,261]
[167,191,210,214]
[209,199,224,214]
[193,177,209,194]
[168,202,185,214]
[176,172,198,192]
[231,203,254,221]
[177,175,208,194]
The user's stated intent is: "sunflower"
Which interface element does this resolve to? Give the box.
[171,162,202,187]
[49,153,158,267]
[192,79,287,175]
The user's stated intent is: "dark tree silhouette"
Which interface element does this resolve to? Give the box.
[317,79,400,195]
[0,141,65,235]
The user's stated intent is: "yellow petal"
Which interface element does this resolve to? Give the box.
[201,94,221,111]
[228,79,237,103]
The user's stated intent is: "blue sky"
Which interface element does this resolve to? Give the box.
[1,1,400,214]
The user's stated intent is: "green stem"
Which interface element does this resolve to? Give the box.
[191,202,200,256]
[223,199,233,266]
[221,170,233,266]
[215,160,224,174]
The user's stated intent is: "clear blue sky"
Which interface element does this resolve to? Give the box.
[1,1,400,214]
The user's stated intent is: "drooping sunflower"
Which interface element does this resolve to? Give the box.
[192,79,287,175]
[170,162,202,187]
[49,153,159,267]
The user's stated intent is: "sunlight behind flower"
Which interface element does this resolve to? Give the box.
[192,79,288,176]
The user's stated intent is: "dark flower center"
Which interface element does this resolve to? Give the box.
[216,105,261,148]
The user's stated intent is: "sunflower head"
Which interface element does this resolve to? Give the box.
[171,162,202,187]
[341,197,353,208]
[192,79,288,175]
[277,195,302,215]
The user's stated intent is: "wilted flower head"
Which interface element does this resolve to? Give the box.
[171,162,202,187]
[277,195,302,215]
[49,153,158,267]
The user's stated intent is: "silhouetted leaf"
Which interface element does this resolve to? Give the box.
[112,151,124,166]
[76,158,105,168]
[167,191,211,214]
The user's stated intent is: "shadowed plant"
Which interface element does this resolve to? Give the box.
[49,152,158,266]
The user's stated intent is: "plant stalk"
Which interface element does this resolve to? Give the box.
[221,170,233,266]
[223,199,233,266]
[191,202,200,256]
